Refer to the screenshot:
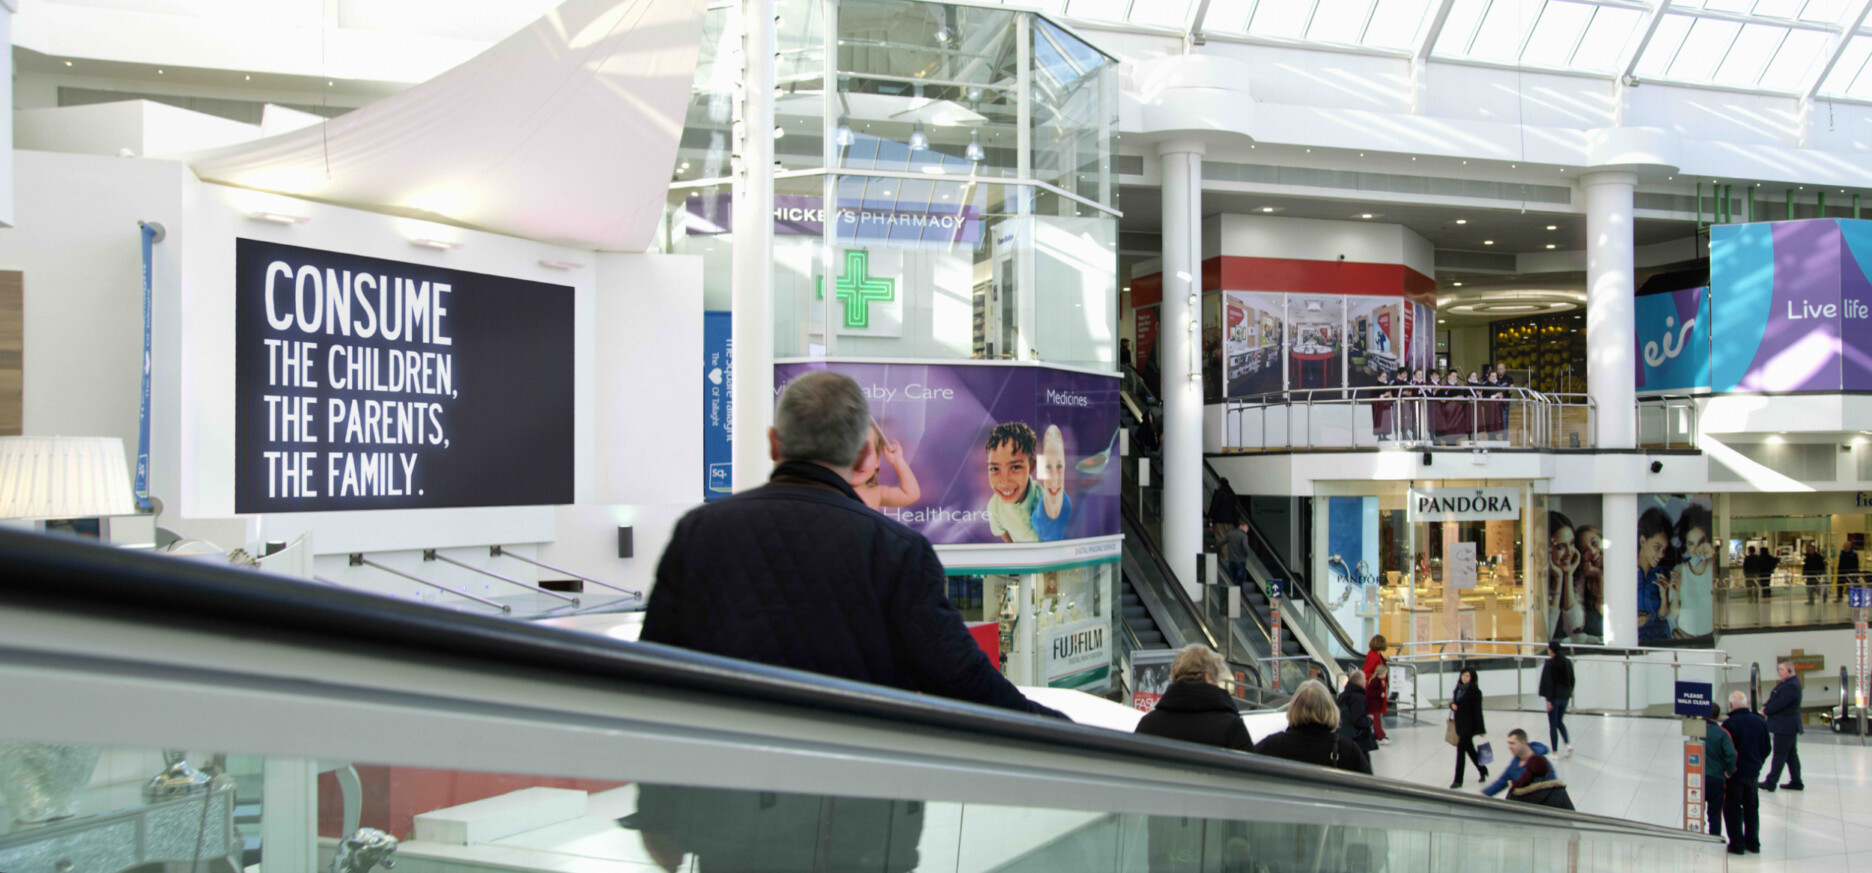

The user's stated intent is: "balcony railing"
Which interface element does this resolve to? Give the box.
[1217,386,1596,451]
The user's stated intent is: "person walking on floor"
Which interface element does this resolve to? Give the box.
[1804,543,1827,606]
[1135,644,1254,752]
[1363,636,1391,745]
[1724,691,1771,856]
[1703,703,1737,840]
[1253,680,1372,774]
[1838,540,1860,602]
[1337,669,1378,754]
[1449,667,1489,789]
[1538,641,1575,758]
[1760,660,1805,791]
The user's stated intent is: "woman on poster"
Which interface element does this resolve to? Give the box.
[1547,512,1583,642]
[1575,525,1605,643]
[1637,508,1676,642]
[1671,504,1716,638]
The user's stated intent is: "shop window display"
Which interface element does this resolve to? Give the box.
[950,563,1114,693]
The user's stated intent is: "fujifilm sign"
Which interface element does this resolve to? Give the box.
[1408,487,1521,522]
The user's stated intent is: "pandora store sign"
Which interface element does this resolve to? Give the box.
[1407,487,1522,522]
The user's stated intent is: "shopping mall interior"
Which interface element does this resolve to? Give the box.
[14,0,1872,870]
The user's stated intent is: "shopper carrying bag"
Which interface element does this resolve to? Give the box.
[1449,667,1489,789]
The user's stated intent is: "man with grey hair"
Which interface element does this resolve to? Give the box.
[635,371,1066,873]
[643,370,1064,715]
[1723,689,1771,855]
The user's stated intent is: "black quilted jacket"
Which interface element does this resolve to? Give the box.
[642,460,1066,719]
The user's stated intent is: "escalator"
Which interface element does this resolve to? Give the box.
[0,529,1726,873]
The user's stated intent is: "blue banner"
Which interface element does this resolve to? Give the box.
[134,224,154,512]
[1634,285,1710,393]
[1674,680,1714,718]
[704,311,732,500]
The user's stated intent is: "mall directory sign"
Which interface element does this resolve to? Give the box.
[234,239,574,513]
[1711,219,1872,392]
[773,361,1120,545]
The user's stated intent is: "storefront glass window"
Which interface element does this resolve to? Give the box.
[950,562,1114,693]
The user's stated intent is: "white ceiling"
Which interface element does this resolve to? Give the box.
[187,0,706,252]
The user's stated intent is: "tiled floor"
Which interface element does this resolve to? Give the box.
[1370,706,1872,872]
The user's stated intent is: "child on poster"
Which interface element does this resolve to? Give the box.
[985,422,1041,543]
[1031,425,1074,541]
[851,422,921,511]
[1637,508,1675,641]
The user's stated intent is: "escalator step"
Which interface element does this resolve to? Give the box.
[1137,631,1165,646]
[1123,606,1147,619]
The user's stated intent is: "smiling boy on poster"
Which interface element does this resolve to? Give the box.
[986,422,1041,543]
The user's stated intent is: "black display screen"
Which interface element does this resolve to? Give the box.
[234,238,574,513]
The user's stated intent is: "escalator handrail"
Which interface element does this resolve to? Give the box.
[0,528,1718,843]
[1121,500,1277,683]
[1209,463,1364,663]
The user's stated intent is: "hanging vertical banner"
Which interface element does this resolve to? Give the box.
[1684,740,1705,833]
[134,223,155,512]
[703,311,733,501]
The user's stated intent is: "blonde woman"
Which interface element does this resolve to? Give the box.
[1253,680,1372,774]
[851,422,921,511]
[1135,644,1253,751]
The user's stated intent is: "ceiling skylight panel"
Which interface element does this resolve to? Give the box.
[1431,0,1490,55]
[1757,27,1827,89]
[1065,0,1129,22]
[1248,0,1315,38]
[1667,16,1742,80]
[1520,1,1597,68]
[1749,0,1804,18]
[1201,0,1256,32]
[1798,0,1849,24]
[1634,13,1694,75]
[1308,0,1378,44]
[1362,0,1434,48]
[1817,34,1872,94]
[1712,23,1788,83]
[1469,0,1546,61]
[1569,5,1642,70]
[1700,0,1755,12]
[1130,0,1196,28]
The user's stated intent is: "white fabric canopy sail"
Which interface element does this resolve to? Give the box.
[191,0,706,252]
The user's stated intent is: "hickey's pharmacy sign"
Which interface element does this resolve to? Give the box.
[1408,487,1522,522]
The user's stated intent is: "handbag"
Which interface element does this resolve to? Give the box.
[1444,719,1460,746]
[1475,736,1494,766]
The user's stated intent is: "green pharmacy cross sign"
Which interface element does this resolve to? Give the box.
[816,249,896,329]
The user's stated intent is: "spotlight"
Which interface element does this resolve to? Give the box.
[909,122,929,151]
[835,117,855,147]
[1422,451,1433,466]
[966,130,985,162]
[1650,460,1663,473]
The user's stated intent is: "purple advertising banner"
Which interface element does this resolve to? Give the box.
[686,193,983,245]
[774,361,1120,545]
[1712,220,1852,392]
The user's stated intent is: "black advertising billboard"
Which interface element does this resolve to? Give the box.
[234,238,573,513]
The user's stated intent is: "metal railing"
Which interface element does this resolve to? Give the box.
[1636,394,1701,450]
[1715,567,1865,629]
[1392,639,1745,718]
[1218,386,1597,451]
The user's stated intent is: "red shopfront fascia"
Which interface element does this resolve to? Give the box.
[1129,257,1437,307]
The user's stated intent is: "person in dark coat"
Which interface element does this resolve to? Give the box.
[636,371,1065,873]
[1254,680,1372,774]
[1538,641,1575,757]
[1120,337,1132,369]
[1449,667,1488,789]
[1336,669,1378,753]
[1503,730,1574,809]
[1724,691,1772,855]
[1136,644,1253,751]
[1371,369,1396,439]
[1704,704,1737,840]
[1803,543,1828,605]
[1760,660,1804,791]
[1837,541,1860,602]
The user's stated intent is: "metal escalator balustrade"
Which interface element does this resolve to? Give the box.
[0,529,1725,873]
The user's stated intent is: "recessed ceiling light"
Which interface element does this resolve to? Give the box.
[1360,213,1374,219]
[247,211,309,225]
[1453,282,1463,287]
[1483,240,1494,245]
[63,61,72,67]
[1546,244,1556,249]
[245,75,251,80]
[1455,219,1467,224]
[157,69,164,74]
[1262,206,1275,212]
[409,238,462,251]
[1546,225,1557,230]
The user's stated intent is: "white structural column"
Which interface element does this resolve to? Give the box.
[1160,141,1205,597]
[1583,172,1637,450]
[731,0,777,490]
[1602,493,1639,648]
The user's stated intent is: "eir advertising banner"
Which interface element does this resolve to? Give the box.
[774,362,1121,545]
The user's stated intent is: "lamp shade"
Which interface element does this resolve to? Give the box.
[0,437,139,520]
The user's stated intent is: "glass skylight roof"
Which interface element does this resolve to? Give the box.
[968,0,1872,99]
